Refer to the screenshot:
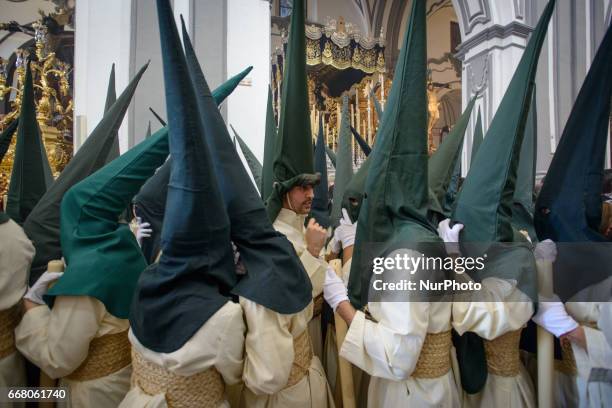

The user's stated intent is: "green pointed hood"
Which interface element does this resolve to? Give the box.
[348,0,444,308]
[261,87,277,200]
[213,66,252,104]
[452,0,555,244]
[0,119,18,224]
[470,108,483,164]
[23,63,149,284]
[149,107,167,126]
[104,63,117,113]
[341,155,371,223]
[369,84,384,122]
[451,1,555,394]
[6,62,53,225]
[350,126,372,156]
[326,146,337,167]
[179,14,312,315]
[331,94,354,225]
[104,63,121,163]
[512,87,538,240]
[428,95,476,218]
[130,0,237,353]
[231,124,263,189]
[310,114,330,227]
[535,22,612,243]
[132,71,253,263]
[45,128,169,318]
[265,0,319,221]
[0,118,19,164]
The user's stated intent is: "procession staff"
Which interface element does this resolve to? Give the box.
[265,0,329,361]
[177,12,333,406]
[124,3,247,405]
[447,2,557,407]
[15,124,168,407]
[533,21,612,408]
[330,2,460,406]
[0,211,34,408]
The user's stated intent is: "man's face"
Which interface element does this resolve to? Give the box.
[285,185,314,214]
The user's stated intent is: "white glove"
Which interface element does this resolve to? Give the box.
[24,271,63,305]
[329,209,356,252]
[437,218,464,254]
[323,267,349,312]
[136,217,152,246]
[532,295,579,337]
[534,239,557,262]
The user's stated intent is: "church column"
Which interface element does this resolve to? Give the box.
[453,0,533,175]
[73,0,133,152]
[225,0,271,162]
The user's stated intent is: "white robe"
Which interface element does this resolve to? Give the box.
[555,276,612,408]
[15,296,131,408]
[273,208,328,359]
[339,259,460,408]
[0,219,35,408]
[239,297,334,408]
[119,301,245,408]
[452,275,536,408]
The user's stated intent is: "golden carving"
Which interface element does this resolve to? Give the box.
[0,18,74,197]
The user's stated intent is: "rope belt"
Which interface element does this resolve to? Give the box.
[131,349,224,408]
[66,330,131,381]
[484,329,522,377]
[284,330,313,389]
[312,294,324,318]
[0,303,22,359]
[412,330,452,378]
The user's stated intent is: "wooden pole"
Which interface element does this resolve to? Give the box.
[537,259,554,408]
[329,259,356,408]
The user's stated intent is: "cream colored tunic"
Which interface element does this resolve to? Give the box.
[555,276,612,408]
[0,219,34,408]
[273,208,328,359]
[119,301,245,408]
[338,258,459,408]
[239,297,334,408]
[15,296,131,408]
[452,275,536,408]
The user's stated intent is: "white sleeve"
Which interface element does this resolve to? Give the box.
[340,301,429,381]
[452,275,533,339]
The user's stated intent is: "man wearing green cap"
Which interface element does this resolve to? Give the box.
[442,2,557,407]
[266,0,329,360]
[326,1,459,406]
[14,125,169,407]
[0,212,34,406]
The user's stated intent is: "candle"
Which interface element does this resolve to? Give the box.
[367,85,372,145]
[356,89,361,134]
